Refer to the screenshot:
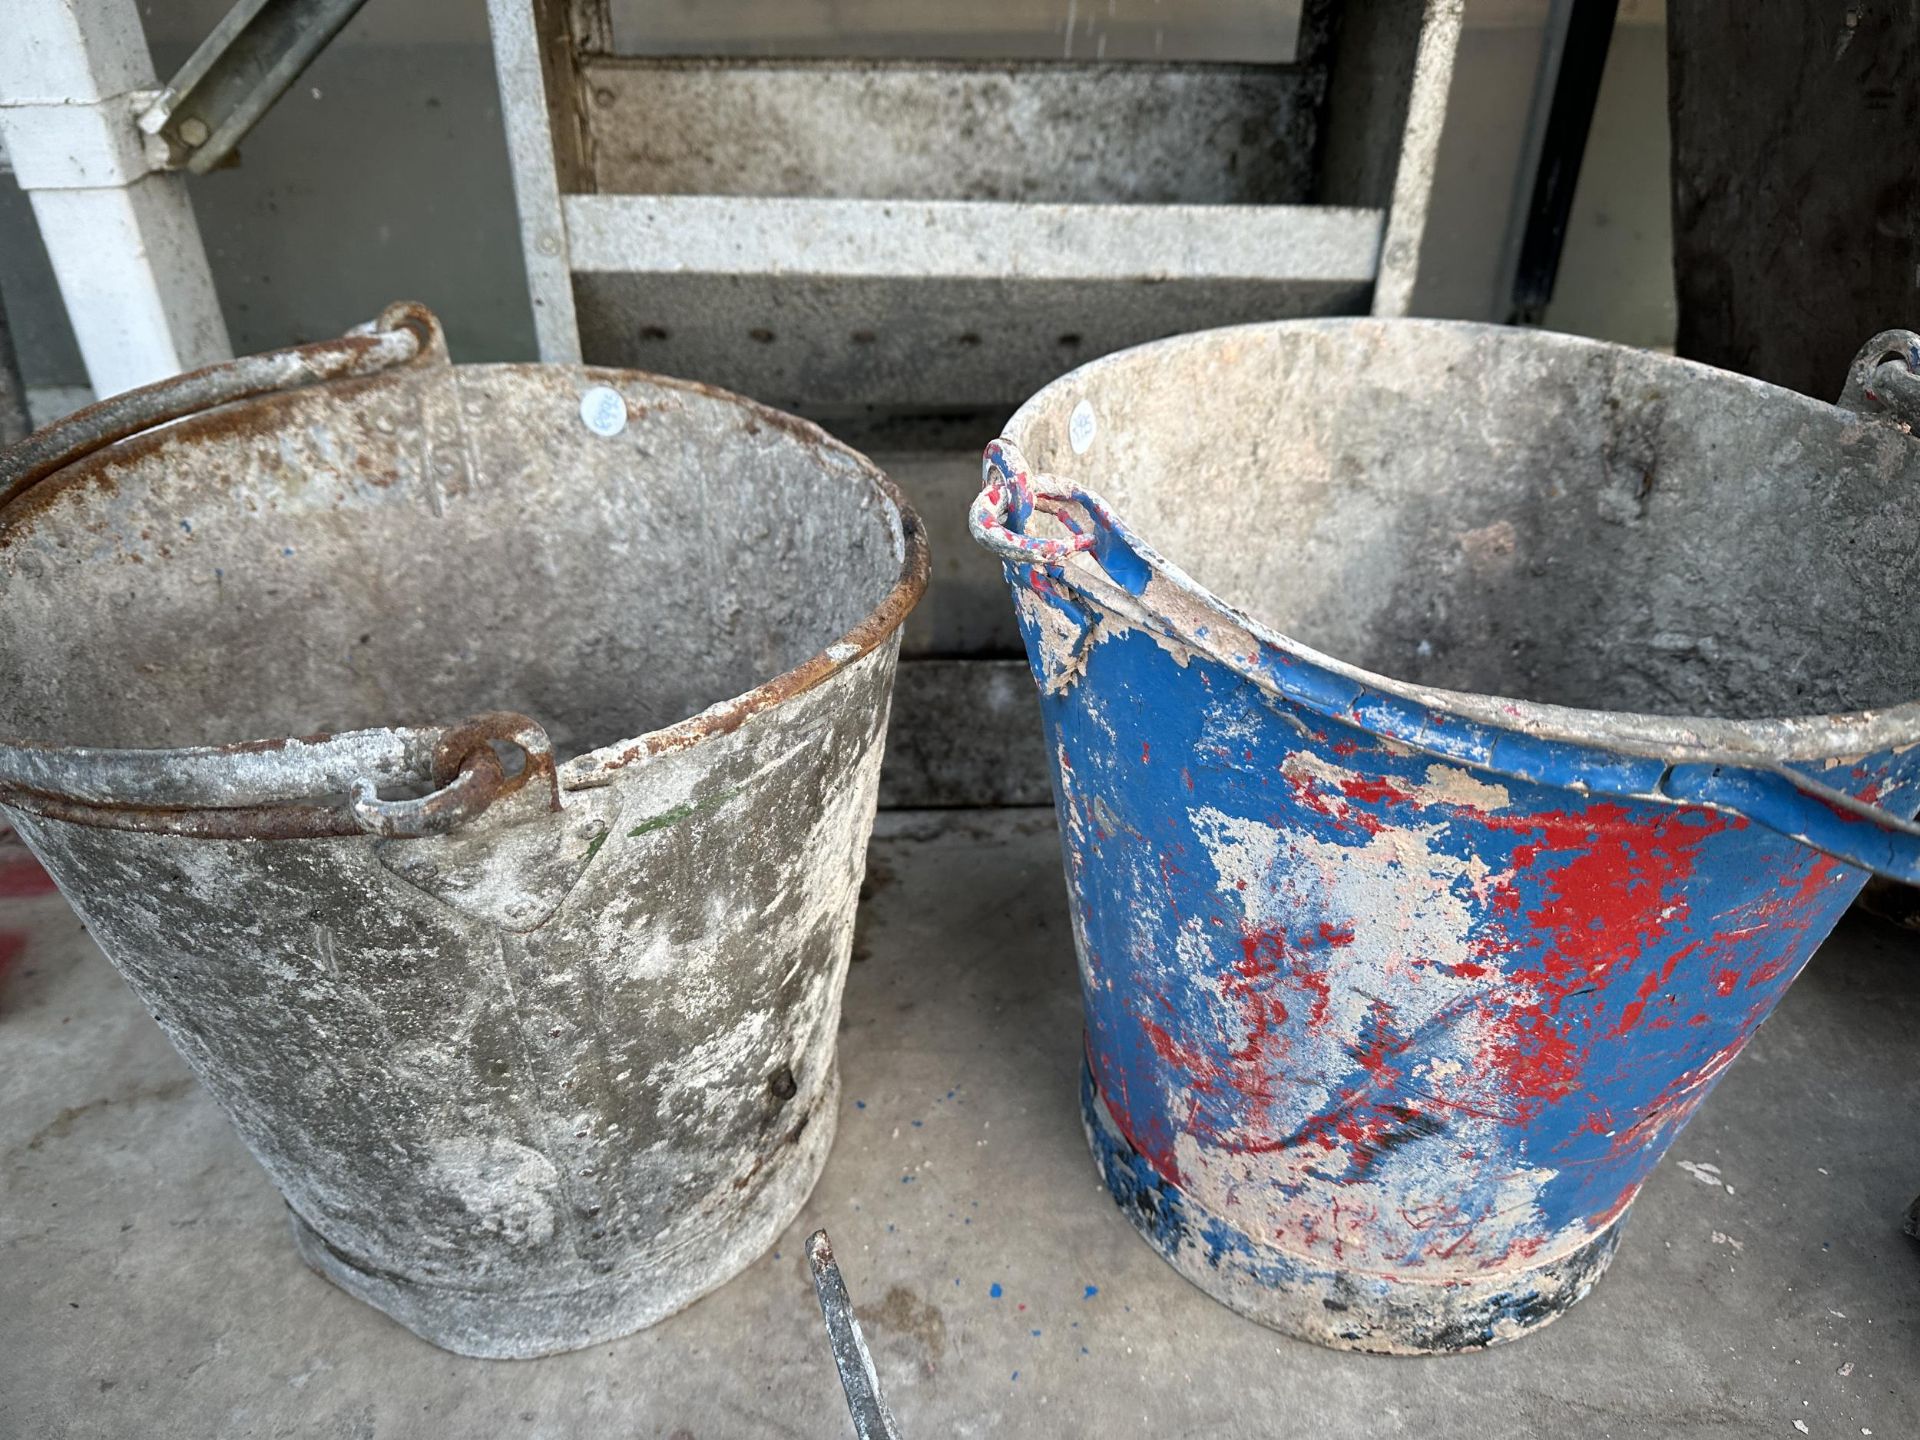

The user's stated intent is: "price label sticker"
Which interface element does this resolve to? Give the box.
[579,386,628,437]
[1069,399,1097,455]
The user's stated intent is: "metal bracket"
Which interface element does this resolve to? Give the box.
[1502,0,1620,325]
[0,0,233,393]
[136,0,372,174]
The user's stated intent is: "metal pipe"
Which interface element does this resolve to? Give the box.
[138,0,375,175]
[807,1231,903,1440]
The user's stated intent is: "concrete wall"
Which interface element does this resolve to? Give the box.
[1,0,1677,391]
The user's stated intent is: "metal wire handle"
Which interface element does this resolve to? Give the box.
[0,306,562,842]
[970,438,1154,594]
[0,301,442,512]
[0,712,560,841]
[969,438,1095,564]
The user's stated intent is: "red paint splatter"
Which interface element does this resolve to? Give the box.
[1711,968,1739,997]
[1613,941,1698,1037]
[0,849,56,898]
[1586,1182,1639,1230]
[1139,1017,1214,1087]
[1473,804,1729,1121]
[1499,1233,1549,1265]
[1603,1026,1758,1162]
[1339,775,1412,806]
[1104,1029,1187,1183]
[1224,935,1289,1062]
[1130,917,1375,1176]
[1293,965,1334,1032]
[1228,922,1351,1035]
[1575,1106,1617,1138]
[1280,769,1385,837]
[1736,857,1843,989]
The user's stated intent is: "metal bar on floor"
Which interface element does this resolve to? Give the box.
[807,1230,904,1440]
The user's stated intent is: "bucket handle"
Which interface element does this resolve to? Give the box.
[972,439,1154,594]
[0,301,445,512]
[0,304,548,843]
[0,712,561,841]
[972,437,1920,884]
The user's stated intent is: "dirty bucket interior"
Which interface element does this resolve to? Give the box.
[1013,319,1920,722]
[0,366,908,760]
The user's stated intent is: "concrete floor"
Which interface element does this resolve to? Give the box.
[3,809,1918,1438]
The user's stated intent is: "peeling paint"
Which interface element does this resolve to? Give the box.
[1021,608,1894,1350]
[975,368,1920,1351]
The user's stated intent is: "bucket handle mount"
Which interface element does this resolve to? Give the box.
[0,712,561,842]
[1838,329,1920,427]
[973,437,1920,885]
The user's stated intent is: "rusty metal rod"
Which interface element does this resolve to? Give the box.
[806,1230,902,1440]
[0,303,433,511]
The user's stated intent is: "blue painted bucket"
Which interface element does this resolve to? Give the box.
[972,319,1920,1352]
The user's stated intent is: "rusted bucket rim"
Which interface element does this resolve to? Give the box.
[0,305,929,840]
[989,318,1920,769]
[558,373,928,791]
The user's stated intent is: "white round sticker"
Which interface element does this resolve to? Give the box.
[1069,398,1097,455]
[579,386,628,437]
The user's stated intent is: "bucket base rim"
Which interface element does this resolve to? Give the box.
[1081,1064,1623,1355]
[288,1073,840,1359]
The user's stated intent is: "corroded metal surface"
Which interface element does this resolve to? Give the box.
[0,304,425,510]
[0,308,929,1357]
[807,1230,903,1440]
[973,318,1920,1352]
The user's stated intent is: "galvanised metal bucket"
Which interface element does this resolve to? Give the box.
[0,305,928,1358]
[971,318,1920,1354]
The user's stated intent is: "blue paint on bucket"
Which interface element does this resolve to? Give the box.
[972,413,1920,1351]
